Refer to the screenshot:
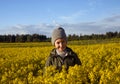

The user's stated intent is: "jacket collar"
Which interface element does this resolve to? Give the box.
[50,47,73,56]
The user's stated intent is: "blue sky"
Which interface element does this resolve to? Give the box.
[0,0,120,37]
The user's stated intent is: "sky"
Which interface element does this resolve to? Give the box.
[0,0,120,37]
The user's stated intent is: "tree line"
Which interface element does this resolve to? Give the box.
[68,31,120,41]
[0,31,120,42]
[0,34,47,42]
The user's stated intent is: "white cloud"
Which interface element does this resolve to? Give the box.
[0,24,54,37]
[62,15,120,35]
[1,15,120,37]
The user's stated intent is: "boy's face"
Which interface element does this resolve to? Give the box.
[54,38,67,52]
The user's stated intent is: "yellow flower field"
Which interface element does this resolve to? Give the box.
[0,42,120,84]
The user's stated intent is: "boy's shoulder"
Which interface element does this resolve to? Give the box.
[66,47,73,52]
[49,48,56,56]
[66,47,76,55]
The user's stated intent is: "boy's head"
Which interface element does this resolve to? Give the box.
[51,27,67,45]
[51,27,67,51]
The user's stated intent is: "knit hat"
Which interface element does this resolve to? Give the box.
[51,27,67,45]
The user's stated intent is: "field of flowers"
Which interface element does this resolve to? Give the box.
[0,42,120,84]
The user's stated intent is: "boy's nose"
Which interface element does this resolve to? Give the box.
[60,43,63,47]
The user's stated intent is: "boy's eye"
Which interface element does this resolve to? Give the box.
[57,42,60,44]
[57,41,65,44]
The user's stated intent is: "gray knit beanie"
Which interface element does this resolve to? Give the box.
[51,27,67,45]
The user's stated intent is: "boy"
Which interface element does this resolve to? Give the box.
[45,27,81,72]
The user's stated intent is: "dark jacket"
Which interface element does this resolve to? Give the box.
[45,47,81,71]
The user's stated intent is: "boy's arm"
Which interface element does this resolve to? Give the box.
[74,53,82,65]
[45,56,52,67]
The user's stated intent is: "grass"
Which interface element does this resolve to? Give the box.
[0,38,120,48]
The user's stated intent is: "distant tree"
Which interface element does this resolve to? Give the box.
[68,34,72,41]
[15,34,20,42]
[106,32,114,38]
[32,34,40,42]
[0,31,120,42]
[26,34,33,42]
[11,35,16,42]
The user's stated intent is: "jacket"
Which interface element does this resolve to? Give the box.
[45,47,82,71]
